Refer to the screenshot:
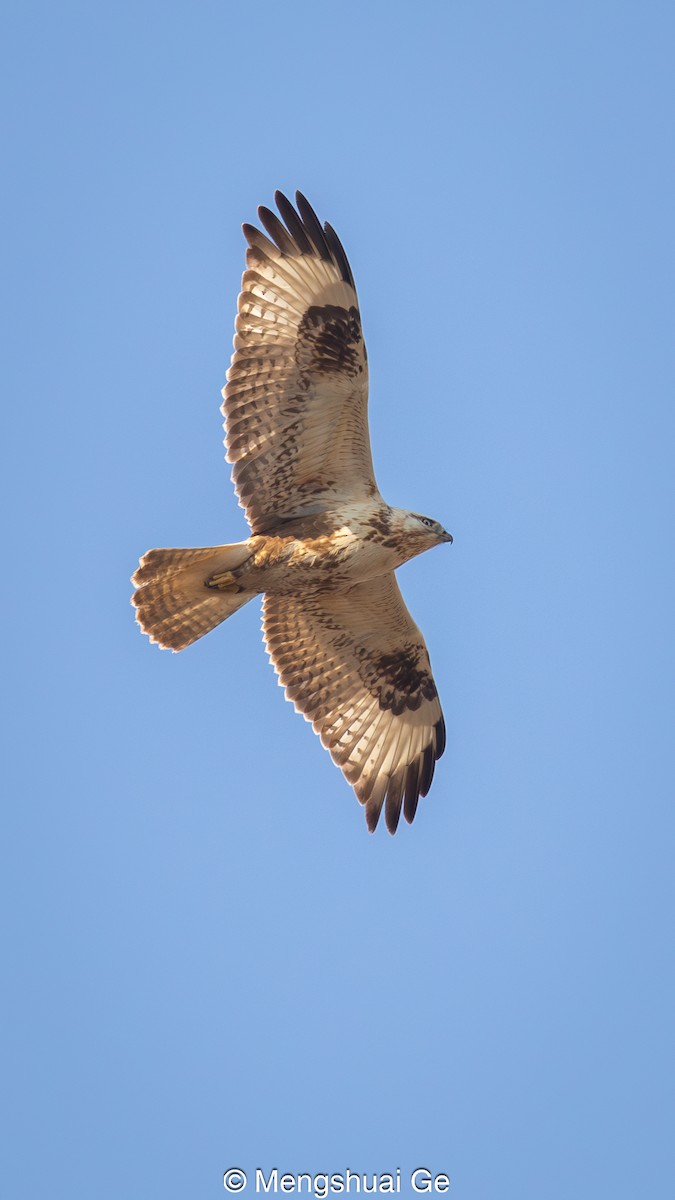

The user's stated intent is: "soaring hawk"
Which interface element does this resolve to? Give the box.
[132,192,453,833]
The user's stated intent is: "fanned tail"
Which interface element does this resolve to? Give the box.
[131,543,254,651]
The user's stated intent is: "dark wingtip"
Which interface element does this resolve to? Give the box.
[257,204,296,255]
[274,188,291,209]
[365,802,381,833]
[419,743,436,798]
[242,222,277,256]
[295,191,331,260]
[323,220,355,288]
[256,192,355,286]
[384,775,404,835]
[273,190,313,255]
[435,715,447,759]
[403,759,420,825]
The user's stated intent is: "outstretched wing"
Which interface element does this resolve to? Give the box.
[223,191,376,535]
[263,576,445,834]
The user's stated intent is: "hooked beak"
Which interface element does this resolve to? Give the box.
[441,529,454,544]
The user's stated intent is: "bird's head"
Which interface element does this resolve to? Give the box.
[398,510,453,551]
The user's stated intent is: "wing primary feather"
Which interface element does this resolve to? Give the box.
[242,223,278,255]
[257,206,297,255]
[404,758,421,825]
[435,715,447,758]
[274,190,314,255]
[365,776,388,833]
[419,743,436,798]
[385,772,405,835]
[295,191,331,260]
[365,802,381,833]
[323,221,355,288]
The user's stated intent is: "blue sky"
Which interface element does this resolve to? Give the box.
[3,2,674,1197]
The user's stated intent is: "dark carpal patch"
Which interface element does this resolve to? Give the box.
[362,647,438,715]
[297,305,363,377]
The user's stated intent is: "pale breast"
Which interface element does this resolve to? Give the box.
[241,514,406,596]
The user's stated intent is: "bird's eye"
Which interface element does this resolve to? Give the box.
[419,516,434,528]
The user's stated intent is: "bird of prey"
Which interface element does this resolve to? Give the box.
[132,191,453,833]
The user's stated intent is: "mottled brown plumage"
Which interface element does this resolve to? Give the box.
[132,191,452,833]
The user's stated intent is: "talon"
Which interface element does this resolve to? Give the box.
[207,570,240,590]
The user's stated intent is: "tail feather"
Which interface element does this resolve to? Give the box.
[131,543,254,651]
